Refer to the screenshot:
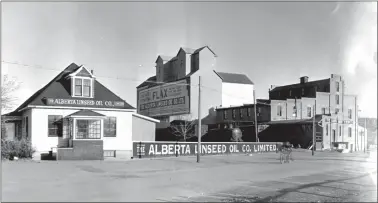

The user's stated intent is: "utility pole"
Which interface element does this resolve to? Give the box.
[312,104,315,156]
[197,76,201,163]
[253,90,259,142]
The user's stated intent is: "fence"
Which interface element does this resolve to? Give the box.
[133,141,283,159]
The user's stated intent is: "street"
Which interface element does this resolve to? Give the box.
[2,151,377,202]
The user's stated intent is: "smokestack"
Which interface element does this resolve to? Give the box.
[300,76,309,84]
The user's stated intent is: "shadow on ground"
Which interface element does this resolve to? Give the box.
[219,172,375,202]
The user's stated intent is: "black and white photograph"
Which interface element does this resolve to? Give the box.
[1,1,377,202]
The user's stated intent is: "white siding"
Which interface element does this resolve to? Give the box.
[221,83,254,107]
[30,108,134,152]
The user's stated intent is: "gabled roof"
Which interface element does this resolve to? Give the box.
[214,71,254,85]
[68,66,94,78]
[4,63,135,116]
[193,46,218,57]
[155,55,174,63]
[270,79,330,92]
[67,109,106,117]
[136,76,157,88]
[180,47,196,54]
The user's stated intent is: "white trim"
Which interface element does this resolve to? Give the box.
[69,115,106,118]
[22,105,136,112]
[73,117,103,140]
[72,77,94,98]
[68,66,95,78]
[132,113,160,123]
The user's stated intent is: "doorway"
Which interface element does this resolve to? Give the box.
[332,129,336,147]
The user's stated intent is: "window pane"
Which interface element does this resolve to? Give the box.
[75,86,82,96]
[83,79,91,86]
[83,86,91,97]
[75,78,82,85]
[104,117,117,137]
[48,115,63,137]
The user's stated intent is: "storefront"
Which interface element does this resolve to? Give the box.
[2,63,159,160]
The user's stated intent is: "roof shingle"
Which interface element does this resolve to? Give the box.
[214,71,254,85]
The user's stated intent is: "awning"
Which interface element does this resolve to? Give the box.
[1,116,22,122]
[66,109,106,118]
[262,115,323,125]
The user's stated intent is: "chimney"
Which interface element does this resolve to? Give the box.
[90,70,94,75]
[300,76,309,84]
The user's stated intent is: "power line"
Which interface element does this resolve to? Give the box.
[1,60,198,88]
[2,60,271,106]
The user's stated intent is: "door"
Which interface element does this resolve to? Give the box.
[332,129,336,147]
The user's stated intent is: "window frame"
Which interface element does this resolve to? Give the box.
[72,76,94,98]
[223,110,228,120]
[307,106,312,117]
[277,105,282,116]
[321,107,326,115]
[75,119,102,139]
[348,127,352,137]
[335,94,339,105]
[239,109,243,119]
[336,81,340,92]
[103,117,117,137]
[232,109,236,119]
[348,109,352,119]
[247,108,251,117]
[48,115,63,137]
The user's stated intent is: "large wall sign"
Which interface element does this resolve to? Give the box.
[137,79,190,117]
[45,98,125,108]
[133,142,282,159]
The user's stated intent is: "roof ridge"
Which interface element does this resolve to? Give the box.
[11,63,80,114]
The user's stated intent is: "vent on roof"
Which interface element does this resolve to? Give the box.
[300,76,309,84]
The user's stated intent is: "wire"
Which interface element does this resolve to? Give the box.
[1,60,198,88]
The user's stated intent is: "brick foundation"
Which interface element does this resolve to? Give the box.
[57,140,104,160]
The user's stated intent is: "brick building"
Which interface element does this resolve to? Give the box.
[215,99,271,128]
[265,74,360,151]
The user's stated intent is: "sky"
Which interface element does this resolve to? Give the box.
[1,2,377,117]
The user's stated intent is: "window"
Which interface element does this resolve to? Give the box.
[277,105,282,116]
[335,108,339,114]
[321,107,326,115]
[74,78,92,97]
[326,124,329,136]
[23,116,29,138]
[289,90,292,96]
[76,120,101,139]
[48,115,63,137]
[336,81,340,92]
[348,109,352,119]
[232,109,236,119]
[247,108,251,117]
[75,78,82,96]
[257,107,261,116]
[307,106,312,117]
[223,111,228,120]
[335,95,339,105]
[348,127,352,137]
[83,79,91,97]
[302,88,305,96]
[339,126,342,137]
[293,106,297,117]
[239,109,243,118]
[104,117,117,137]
